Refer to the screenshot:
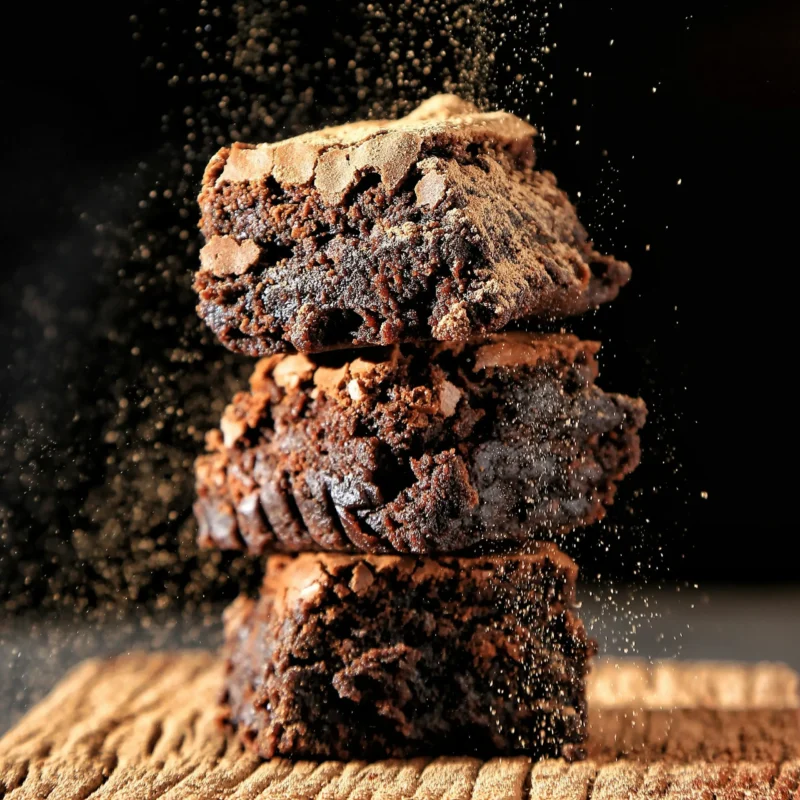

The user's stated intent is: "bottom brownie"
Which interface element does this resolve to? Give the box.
[222,547,594,761]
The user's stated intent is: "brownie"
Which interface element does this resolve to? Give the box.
[194,332,646,554]
[195,94,631,355]
[221,547,594,760]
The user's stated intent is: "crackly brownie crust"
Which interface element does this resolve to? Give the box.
[195,94,631,355]
[194,332,646,554]
[222,548,594,760]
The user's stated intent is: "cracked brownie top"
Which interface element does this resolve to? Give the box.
[195,95,631,355]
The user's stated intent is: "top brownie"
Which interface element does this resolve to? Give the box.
[196,94,631,355]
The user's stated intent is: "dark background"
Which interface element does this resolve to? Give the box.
[1,0,798,614]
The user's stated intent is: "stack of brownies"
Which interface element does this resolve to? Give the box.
[192,95,646,761]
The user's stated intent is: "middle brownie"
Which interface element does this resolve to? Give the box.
[195,332,646,554]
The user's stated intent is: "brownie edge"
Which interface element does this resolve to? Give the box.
[221,548,594,761]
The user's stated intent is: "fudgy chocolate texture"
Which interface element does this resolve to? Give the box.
[194,332,646,554]
[221,548,593,760]
[195,94,631,355]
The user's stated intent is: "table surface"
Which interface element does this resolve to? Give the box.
[1,652,798,800]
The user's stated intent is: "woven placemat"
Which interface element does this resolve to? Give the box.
[1,652,798,799]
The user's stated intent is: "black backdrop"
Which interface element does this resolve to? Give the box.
[1,0,798,612]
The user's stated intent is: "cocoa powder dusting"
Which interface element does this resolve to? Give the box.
[0,1,532,613]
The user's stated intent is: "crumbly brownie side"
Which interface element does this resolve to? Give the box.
[195,94,630,355]
[221,548,594,760]
[194,332,646,554]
